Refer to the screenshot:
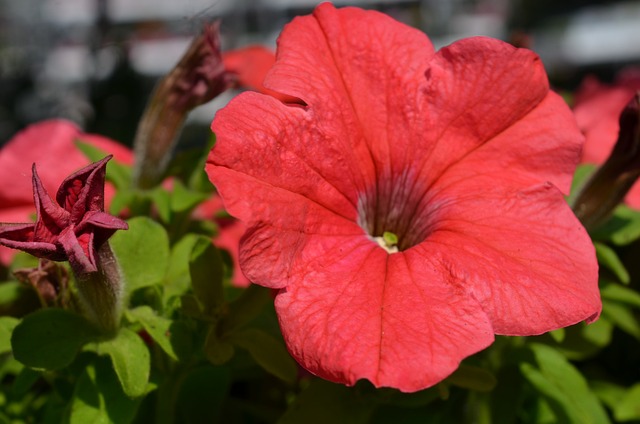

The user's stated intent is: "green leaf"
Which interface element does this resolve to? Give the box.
[615,384,640,421]
[126,306,178,361]
[146,187,171,224]
[110,217,170,294]
[549,328,566,343]
[600,282,640,308]
[0,281,24,306]
[446,364,496,392]
[591,205,640,245]
[12,309,100,370]
[229,328,297,384]
[569,164,597,203]
[11,366,41,396]
[520,343,610,424]
[93,327,150,398]
[279,379,376,424]
[591,380,627,412]
[601,300,640,339]
[75,140,132,190]
[0,317,18,354]
[68,358,142,424]
[164,234,200,303]
[171,179,209,214]
[189,236,224,314]
[594,242,630,284]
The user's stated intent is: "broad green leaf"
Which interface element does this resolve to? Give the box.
[601,300,640,339]
[615,384,640,421]
[600,282,640,308]
[110,217,170,294]
[520,343,610,424]
[164,234,200,303]
[68,358,142,424]
[594,242,630,284]
[93,327,150,398]
[75,140,132,190]
[12,309,100,370]
[0,317,18,354]
[230,328,297,384]
[446,364,496,392]
[126,306,178,360]
[279,379,376,424]
[221,284,271,334]
[189,236,224,314]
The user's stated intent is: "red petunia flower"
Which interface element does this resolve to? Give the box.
[573,70,640,208]
[0,120,132,265]
[206,4,601,392]
[0,156,128,275]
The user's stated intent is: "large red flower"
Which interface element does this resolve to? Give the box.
[573,70,640,208]
[207,4,601,392]
[0,120,132,265]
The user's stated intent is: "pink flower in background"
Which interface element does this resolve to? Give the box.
[0,120,132,265]
[573,69,640,207]
[207,4,600,392]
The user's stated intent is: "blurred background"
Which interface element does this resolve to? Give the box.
[1,0,639,147]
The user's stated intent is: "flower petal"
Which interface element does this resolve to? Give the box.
[58,227,97,274]
[274,239,494,392]
[0,222,61,260]
[56,155,111,221]
[264,3,435,179]
[32,165,70,243]
[421,181,600,334]
[414,37,550,189]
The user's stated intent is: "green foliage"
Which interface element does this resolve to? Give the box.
[12,309,101,369]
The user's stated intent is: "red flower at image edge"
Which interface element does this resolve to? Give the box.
[210,4,601,392]
[0,120,132,265]
[573,70,640,208]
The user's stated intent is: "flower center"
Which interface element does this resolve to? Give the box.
[357,171,434,252]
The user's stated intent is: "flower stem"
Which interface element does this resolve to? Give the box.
[73,242,124,334]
